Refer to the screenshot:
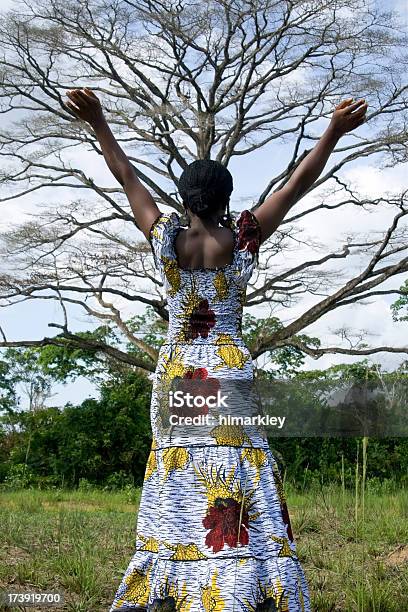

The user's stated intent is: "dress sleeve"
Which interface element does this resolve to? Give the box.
[234,209,262,284]
[148,211,181,278]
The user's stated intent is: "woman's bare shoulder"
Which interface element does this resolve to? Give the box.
[175,224,235,269]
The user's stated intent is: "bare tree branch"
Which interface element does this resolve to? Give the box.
[0,0,407,370]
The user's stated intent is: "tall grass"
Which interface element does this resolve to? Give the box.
[0,470,407,611]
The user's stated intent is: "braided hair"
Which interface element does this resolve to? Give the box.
[178,159,233,228]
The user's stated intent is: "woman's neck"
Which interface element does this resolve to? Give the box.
[187,212,221,230]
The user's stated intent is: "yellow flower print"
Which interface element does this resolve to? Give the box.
[136,533,159,553]
[114,560,153,608]
[162,255,181,296]
[155,348,189,432]
[273,578,290,612]
[240,448,269,485]
[162,541,207,560]
[151,576,192,611]
[144,451,157,481]
[270,534,295,558]
[201,569,225,611]
[151,214,171,240]
[176,276,216,342]
[213,270,229,301]
[162,447,191,480]
[194,462,262,553]
[144,437,158,481]
[213,333,250,370]
[175,277,201,342]
[193,462,261,522]
[159,346,188,383]
[271,460,287,506]
[210,423,251,446]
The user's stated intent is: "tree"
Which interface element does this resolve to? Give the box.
[0,368,152,487]
[0,347,55,412]
[0,0,407,372]
[391,279,408,323]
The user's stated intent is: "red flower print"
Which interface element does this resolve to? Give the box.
[171,368,220,417]
[202,497,249,553]
[184,368,220,396]
[280,500,294,543]
[184,367,208,381]
[186,299,216,340]
[237,210,262,255]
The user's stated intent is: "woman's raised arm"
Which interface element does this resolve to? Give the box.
[254,98,368,244]
[65,88,161,240]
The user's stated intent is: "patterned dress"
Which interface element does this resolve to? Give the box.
[109,209,310,612]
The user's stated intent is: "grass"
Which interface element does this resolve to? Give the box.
[0,489,141,612]
[289,482,408,611]
[0,484,407,611]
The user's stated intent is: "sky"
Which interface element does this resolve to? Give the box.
[0,0,407,408]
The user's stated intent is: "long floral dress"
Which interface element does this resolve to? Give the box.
[109,209,310,612]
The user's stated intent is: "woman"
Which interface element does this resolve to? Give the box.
[66,89,367,611]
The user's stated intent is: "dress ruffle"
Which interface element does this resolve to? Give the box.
[148,211,181,279]
[111,550,308,611]
[235,209,262,285]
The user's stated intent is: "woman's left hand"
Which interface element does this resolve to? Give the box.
[329,98,368,137]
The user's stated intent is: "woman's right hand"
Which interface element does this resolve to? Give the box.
[66,88,105,127]
[328,97,368,137]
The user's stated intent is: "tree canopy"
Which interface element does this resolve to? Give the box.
[0,0,407,372]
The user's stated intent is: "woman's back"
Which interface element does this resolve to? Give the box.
[174,223,236,271]
[148,208,262,347]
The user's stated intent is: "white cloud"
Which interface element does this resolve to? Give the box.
[0,0,17,11]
